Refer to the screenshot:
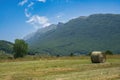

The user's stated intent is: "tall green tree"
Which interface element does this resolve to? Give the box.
[13,39,28,58]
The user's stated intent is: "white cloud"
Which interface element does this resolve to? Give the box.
[57,15,62,19]
[19,0,50,29]
[37,0,46,3]
[28,2,34,8]
[56,13,64,19]
[19,0,28,6]
[25,8,31,17]
[26,15,51,29]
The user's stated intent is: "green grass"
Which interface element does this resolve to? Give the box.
[0,55,120,80]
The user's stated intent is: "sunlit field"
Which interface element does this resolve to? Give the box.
[0,55,120,80]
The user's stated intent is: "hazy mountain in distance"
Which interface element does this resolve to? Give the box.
[25,24,57,44]
[25,14,120,56]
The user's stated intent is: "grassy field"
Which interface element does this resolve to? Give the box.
[0,55,120,80]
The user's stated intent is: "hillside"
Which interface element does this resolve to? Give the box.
[0,40,13,54]
[25,14,120,56]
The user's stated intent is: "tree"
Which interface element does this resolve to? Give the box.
[56,54,60,57]
[13,39,28,58]
[70,53,74,57]
[105,50,113,55]
[87,52,92,56]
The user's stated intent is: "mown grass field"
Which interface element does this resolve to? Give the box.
[0,55,120,80]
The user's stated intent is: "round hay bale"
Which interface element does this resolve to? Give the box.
[91,51,106,63]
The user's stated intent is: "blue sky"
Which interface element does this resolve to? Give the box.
[0,0,120,42]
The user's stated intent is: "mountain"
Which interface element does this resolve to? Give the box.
[0,40,13,54]
[25,14,120,56]
[24,24,57,43]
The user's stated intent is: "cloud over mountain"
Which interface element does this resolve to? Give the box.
[18,0,50,29]
[26,15,50,29]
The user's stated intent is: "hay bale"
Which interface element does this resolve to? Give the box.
[91,51,106,63]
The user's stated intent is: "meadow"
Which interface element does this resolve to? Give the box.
[0,55,120,80]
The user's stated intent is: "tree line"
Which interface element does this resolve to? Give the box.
[13,39,113,59]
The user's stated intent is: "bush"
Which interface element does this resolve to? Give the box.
[105,50,113,55]
[70,53,74,57]
[0,50,13,59]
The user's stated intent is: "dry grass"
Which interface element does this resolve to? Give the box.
[0,55,120,80]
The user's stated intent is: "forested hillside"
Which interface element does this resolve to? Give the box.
[25,14,120,56]
[0,40,13,54]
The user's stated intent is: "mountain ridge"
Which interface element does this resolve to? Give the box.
[0,40,13,54]
[25,14,120,55]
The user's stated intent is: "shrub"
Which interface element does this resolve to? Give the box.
[105,50,113,55]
